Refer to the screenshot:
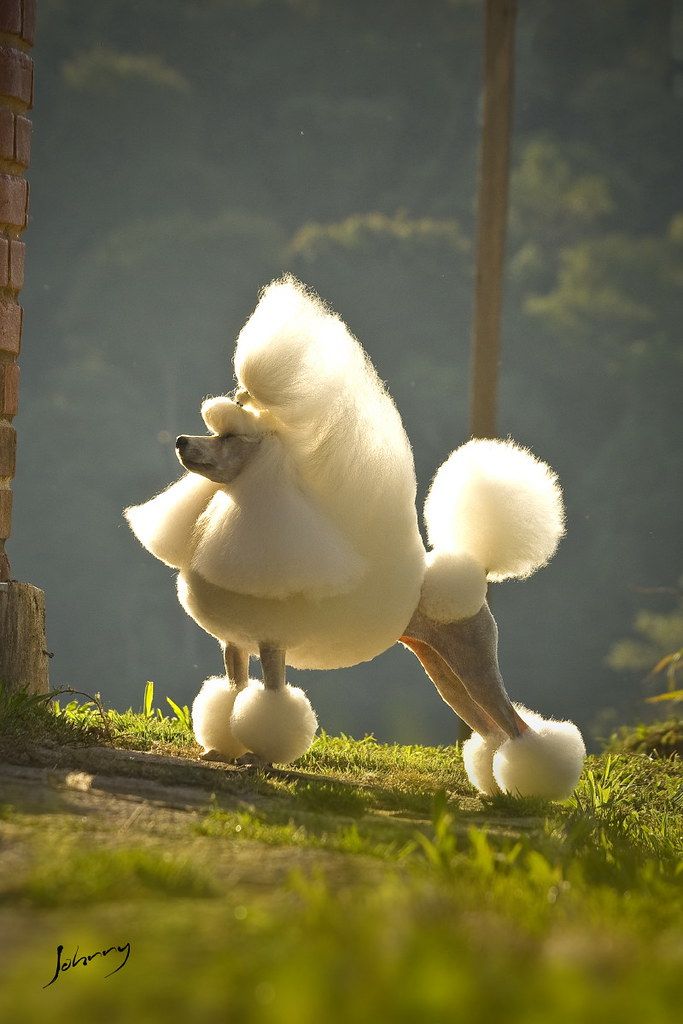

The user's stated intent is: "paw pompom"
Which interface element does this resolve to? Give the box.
[424,438,565,581]
[418,550,487,623]
[192,676,252,759]
[230,683,318,764]
[492,709,586,799]
[462,731,504,795]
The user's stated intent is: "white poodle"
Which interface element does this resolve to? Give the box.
[125,276,585,798]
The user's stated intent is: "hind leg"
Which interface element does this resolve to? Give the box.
[401,636,506,795]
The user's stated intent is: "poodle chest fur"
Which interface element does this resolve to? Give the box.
[177,541,425,671]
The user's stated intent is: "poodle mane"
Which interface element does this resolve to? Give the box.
[126,276,418,600]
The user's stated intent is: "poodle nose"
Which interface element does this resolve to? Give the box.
[175,435,189,451]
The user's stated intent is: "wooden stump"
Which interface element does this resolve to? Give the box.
[0,580,49,694]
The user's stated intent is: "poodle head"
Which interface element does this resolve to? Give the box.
[175,395,271,484]
[175,431,261,484]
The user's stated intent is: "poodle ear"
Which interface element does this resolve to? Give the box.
[124,473,218,569]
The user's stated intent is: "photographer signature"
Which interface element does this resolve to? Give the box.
[43,941,131,987]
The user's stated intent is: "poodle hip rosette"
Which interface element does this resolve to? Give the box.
[124,276,585,796]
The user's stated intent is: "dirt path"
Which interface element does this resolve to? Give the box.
[0,743,392,905]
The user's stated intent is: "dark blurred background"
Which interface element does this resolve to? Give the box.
[10,0,682,745]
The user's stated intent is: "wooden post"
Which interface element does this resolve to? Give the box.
[0,0,48,695]
[469,0,517,439]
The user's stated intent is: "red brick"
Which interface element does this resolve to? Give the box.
[0,237,8,287]
[0,302,21,354]
[0,47,33,108]
[0,173,27,228]
[0,108,13,160]
[21,0,36,46]
[0,419,16,477]
[14,112,30,165]
[0,2,22,37]
[0,361,19,416]
[0,487,12,539]
[9,238,22,288]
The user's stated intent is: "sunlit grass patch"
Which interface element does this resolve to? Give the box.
[0,686,101,748]
[560,754,683,877]
[0,681,199,757]
[196,802,409,861]
[297,731,469,813]
[103,706,197,755]
[87,680,198,755]
[481,791,554,818]
[4,846,216,907]
[292,779,370,817]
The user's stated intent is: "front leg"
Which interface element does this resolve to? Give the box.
[235,644,286,766]
[222,642,250,691]
[229,643,318,765]
[259,644,286,691]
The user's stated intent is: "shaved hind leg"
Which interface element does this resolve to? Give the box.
[401,636,505,740]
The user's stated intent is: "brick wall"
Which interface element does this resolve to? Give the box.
[0,0,34,581]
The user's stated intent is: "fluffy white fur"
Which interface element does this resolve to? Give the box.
[124,473,218,570]
[424,438,565,581]
[492,705,586,799]
[126,276,425,667]
[191,675,251,759]
[189,437,368,600]
[233,276,418,533]
[200,396,269,437]
[230,682,318,764]
[461,730,504,796]
[418,550,488,623]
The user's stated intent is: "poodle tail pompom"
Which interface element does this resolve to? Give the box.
[192,676,252,760]
[492,706,586,799]
[424,438,565,582]
[230,683,318,764]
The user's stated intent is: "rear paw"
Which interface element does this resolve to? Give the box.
[462,731,505,795]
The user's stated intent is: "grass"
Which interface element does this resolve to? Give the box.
[0,681,198,757]
[4,847,217,908]
[0,683,681,1021]
[607,716,683,757]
